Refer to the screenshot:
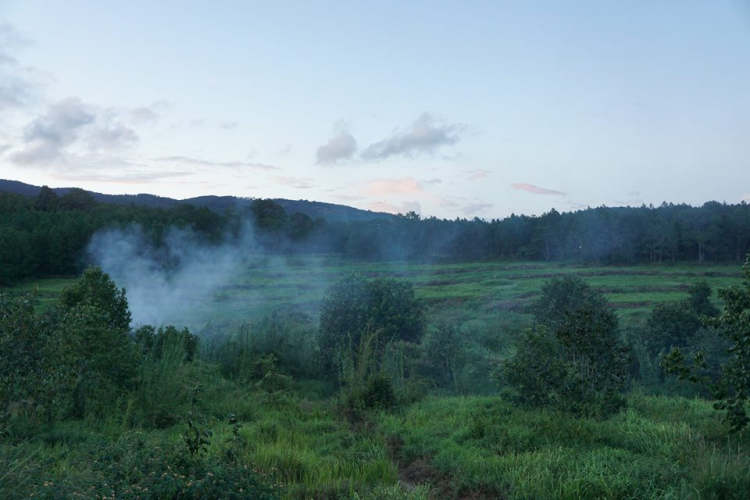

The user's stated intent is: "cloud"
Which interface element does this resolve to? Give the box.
[220,121,239,130]
[364,177,424,196]
[129,100,170,123]
[272,176,317,189]
[461,203,493,216]
[10,97,95,165]
[333,194,364,201]
[50,170,190,184]
[155,155,278,170]
[469,169,489,180]
[366,200,421,215]
[511,183,566,196]
[8,95,154,166]
[439,198,460,209]
[316,130,358,164]
[361,113,463,161]
[0,23,44,111]
[423,178,442,185]
[88,121,139,151]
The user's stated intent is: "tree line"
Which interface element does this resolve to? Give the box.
[2,185,750,285]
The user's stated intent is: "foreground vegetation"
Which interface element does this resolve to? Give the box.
[3,389,750,499]
[2,255,750,499]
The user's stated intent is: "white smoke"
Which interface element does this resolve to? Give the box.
[86,223,276,329]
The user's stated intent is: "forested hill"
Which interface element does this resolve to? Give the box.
[1,177,750,286]
[0,179,393,222]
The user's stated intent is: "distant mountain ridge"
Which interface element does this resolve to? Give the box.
[0,179,394,222]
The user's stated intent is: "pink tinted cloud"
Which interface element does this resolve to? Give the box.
[469,170,489,180]
[364,177,424,196]
[511,183,566,196]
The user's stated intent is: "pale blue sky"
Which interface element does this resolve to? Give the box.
[1,0,749,218]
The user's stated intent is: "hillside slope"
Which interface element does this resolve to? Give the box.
[0,179,393,222]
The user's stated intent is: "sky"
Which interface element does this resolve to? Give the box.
[1,0,749,219]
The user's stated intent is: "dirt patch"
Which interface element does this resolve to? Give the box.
[400,458,438,485]
[386,436,505,499]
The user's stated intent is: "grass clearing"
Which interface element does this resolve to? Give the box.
[6,260,743,329]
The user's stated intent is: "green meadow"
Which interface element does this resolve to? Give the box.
[3,259,749,499]
[9,259,742,322]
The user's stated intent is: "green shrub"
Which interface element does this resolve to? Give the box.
[135,324,199,362]
[319,275,425,374]
[498,277,629,418]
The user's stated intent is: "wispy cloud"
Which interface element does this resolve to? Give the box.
[220,121,239,130]
[88,116,139,151]
[363,177,424,196]
[334,194,365,201]
[8,96,158,166]
[50,170,190,184]
[469,169,489,180]
[461,202,493,216]
[361,113,463,161]
[0,23,43,110]
[129,100,171,123]
[10,97,96,165]
[155,155,278,170]
[511,183,566,196]
[316,130,358,164]
[272,175,317,189]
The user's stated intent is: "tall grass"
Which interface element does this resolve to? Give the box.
[379,395,750,499]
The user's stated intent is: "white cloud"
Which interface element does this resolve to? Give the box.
[461,202,493,216]
[361,113,463,160]
[272,175,317,189]
[155,155,277,170]
[128,100,170,123]
[0,23,45,111]
[10,97,95,165]
[316,130,358,164]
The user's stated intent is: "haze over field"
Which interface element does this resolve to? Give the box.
[1,1,749,219]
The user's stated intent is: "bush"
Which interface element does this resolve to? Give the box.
[59,266,131,331]
[135,324,199,362]
[319,275,425,374]
[664,256,750,431]
[498,277,629,417]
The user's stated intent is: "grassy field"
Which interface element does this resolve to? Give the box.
[6,259,744,327]
[4,259,749,499]
[4,387,749,499]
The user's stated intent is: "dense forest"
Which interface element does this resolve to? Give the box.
[2,185,750,285]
